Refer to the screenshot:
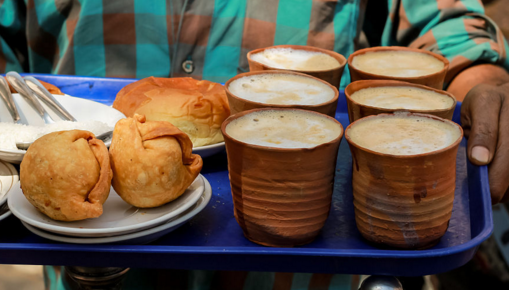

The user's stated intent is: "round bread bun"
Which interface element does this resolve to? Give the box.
[113,77,230,147]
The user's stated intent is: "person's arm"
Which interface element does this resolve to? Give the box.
[381,0,508,95]
[0,0,27,73]
[448,64,509,100]
[450,64,509,203]
[459,77,509,204]
[381,0,509,203]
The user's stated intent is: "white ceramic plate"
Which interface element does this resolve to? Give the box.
[9,175,205,237]
[0,160,18,206]
[21,178,211,244]
[192,142,225,158]
[0,94,126,164]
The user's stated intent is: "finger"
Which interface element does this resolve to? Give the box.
[500,188,509,203]
[464,85,502,165]
[488,96,509,204]
[460,84,490,140]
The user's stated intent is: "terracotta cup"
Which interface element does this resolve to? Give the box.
[225,70,340,117]
[221,108,343,247]
[347,46,450,90]
[345,80,457,123]
[247,45,347,88]
[345,112,463,249]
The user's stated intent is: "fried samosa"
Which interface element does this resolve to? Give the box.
[109,114,203,208]
[20,130,112,221]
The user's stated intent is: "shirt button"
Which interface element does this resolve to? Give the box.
[182,59,194,74]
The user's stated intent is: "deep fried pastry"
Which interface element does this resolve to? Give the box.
[110,114,203,208]
[20,130,112,221]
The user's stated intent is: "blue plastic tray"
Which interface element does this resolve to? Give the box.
[0,74,493,276]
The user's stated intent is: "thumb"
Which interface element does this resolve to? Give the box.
[462,87,502,165]
[471,146,491,165]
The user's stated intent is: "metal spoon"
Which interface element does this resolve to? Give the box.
[16,130,113,151]
[96,130,113,143]
[24,76,76,122]
[0,76,25,124]
[6,72,54,124]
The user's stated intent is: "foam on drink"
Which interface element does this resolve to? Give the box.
[351,51,444,77]
[228,73,335,105]
[347,112,461,155]
[350,86,454,110]
[226,110,342,148]
[251,48,341,71]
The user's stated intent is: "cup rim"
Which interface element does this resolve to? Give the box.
[344,80,457,114]
[347,46,450,81]
[224,70,340,109]
[345,112,463,158]
[247,45,347,74]
[221,107,344,152]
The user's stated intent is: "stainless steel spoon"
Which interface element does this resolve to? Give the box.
[16,130,113,151]
[6,72,54,124]
[0,76,25,124]
[24,76,76,122]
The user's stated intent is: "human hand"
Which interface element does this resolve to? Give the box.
[461,83,509,204]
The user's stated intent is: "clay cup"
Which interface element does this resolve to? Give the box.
[247,45,347,88]
[225,70,340,117]
[345,80,457,123]
[221,108,343,247]
[345,112,463,249]
[347,46,449,90]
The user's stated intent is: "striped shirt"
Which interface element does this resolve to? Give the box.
[6,0,505,289]
[44,266,361,290]
[0,0,507,89]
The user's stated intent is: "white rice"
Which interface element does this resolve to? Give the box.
[0,121,112,151]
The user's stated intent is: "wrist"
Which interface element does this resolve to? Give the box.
[447,64,509,101]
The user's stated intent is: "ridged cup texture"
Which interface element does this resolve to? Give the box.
[222,108,343,247]
[345,113,462,249]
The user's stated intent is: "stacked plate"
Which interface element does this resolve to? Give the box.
[8,174,212,244]
[0,160,19,221]
[0,93,126,164]
[0,93,225,164]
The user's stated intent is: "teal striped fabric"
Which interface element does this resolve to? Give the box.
[382,0,507,83]
[134,0,170,78]
[1,0,506,89]
[333,0,362,87]
[274,0,313,45]
[202,0,247,82]
[290,273,314,290]
[44,266,358,290]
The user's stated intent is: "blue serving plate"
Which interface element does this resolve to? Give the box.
[0,74,493,276]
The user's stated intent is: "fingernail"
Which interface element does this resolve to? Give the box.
[472,146,490,164]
